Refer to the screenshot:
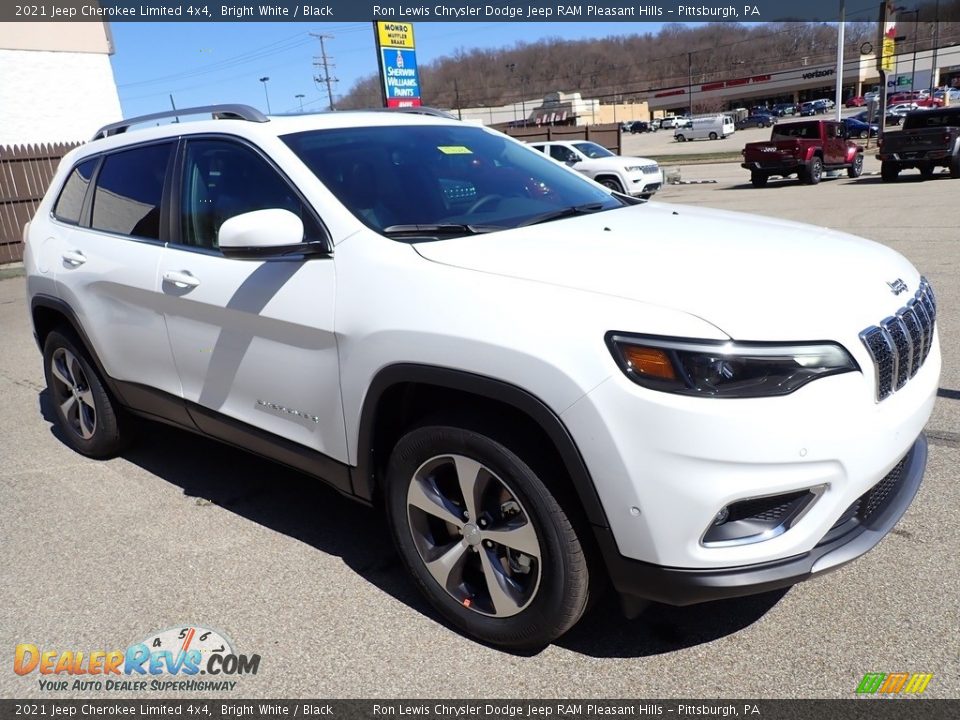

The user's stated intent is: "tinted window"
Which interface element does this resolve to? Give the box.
[573,142,614,159]
[549,145,578,163]
[53,159,97,224]
[92,143,172,240]
[904,109,960,129]
[179,139,309,250]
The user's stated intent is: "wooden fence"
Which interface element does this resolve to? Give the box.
[0,143,79,264]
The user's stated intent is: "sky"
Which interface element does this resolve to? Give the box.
[109,22,679,118]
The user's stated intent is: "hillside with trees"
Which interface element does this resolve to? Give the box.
[338,17,960,113]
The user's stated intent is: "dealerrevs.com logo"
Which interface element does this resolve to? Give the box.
[14,625,260,692]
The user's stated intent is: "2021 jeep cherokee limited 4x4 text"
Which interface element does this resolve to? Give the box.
[25,105,940,650]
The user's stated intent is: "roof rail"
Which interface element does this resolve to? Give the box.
[91,104,269,141]
[383,106,458,120]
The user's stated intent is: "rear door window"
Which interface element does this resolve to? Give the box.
[91,143,173,240]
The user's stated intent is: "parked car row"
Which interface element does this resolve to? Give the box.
[741,108,960,187]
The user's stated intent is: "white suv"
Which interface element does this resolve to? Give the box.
[528,140,662,198]
[24,104,939,650]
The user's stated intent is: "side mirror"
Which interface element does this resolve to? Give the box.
[219,209,326,260]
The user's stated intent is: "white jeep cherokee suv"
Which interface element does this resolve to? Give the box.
[24,105,939,650]
[529,139,662,198]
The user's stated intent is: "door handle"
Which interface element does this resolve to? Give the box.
[61,250,86,266]
[162,270,201,289]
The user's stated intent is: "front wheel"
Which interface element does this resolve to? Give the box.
[750,172,769,187]
[675,134,686,142]
[847,153,864,178]
[599,177,625,193]
[385,426,590,650]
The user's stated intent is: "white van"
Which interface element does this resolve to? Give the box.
[675,115,735,141]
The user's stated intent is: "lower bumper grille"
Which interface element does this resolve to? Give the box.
[821,454,910,543]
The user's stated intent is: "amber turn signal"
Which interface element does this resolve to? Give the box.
[621,345,677,380]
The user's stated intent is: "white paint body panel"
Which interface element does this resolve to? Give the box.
[25,111,940,572]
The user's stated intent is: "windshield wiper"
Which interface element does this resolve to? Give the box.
[381,223,503,237]
[518,203,608,227]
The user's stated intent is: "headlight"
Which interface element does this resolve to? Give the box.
[606,333,859,398]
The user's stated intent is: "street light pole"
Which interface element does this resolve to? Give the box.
[930,0,940,95]
[835,0,845,121]
[259,76,271,114]
[295,93,305,112]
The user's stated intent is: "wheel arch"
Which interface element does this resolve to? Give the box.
[352,363,610,529]
[593,173,625,192]
[31,295,126,404]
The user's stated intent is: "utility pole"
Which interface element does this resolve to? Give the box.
[310,33,337,111]
[454,78,462,120]
[687,51,693,117]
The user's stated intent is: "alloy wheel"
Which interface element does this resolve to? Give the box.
[405,454,542,618]
[50,347,97,440]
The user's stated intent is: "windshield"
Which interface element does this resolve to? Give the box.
[281,124,624,237]
[572,142,615,159]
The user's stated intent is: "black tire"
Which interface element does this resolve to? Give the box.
[756,122,764,129]
[858,130,869,139]
[598,176,625,193]
[847,153,864,179]
[881,162,901,183]
[919,163,935,179]
[676,134,686,142]
[750,172,769,187]
[385,425,590,650]
[804,156,823,185]
[708,132,718,140]
[950,154,960,179]
[43,328,128,458]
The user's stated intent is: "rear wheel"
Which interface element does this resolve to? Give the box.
[385,425,590,650]
[919,163,935,179]
[950,154,960,179]
[708,132,718,140]
[803,156,823,185]
[43,329,128,458]
[750,172,769,187]
[847,153,864,179]
[881,162,901,182]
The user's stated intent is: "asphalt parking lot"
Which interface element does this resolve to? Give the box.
[1,166,958,700]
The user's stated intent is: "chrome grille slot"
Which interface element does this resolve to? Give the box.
[860,277,936,402]
[880,317,911,390]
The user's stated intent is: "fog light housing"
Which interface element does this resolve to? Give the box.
[702,486,825,547]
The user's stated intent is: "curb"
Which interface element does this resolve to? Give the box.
[669,180,718,185]
[0,262,25,281]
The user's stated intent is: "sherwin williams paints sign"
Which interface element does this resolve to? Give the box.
[374,21,422,108]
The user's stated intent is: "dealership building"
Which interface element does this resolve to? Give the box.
[646,42,960,114]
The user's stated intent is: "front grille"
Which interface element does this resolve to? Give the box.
[641,165,660,174]
[859,277,936,401]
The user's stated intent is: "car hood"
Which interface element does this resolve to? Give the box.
[412,202,919,342]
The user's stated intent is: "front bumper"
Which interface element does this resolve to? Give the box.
[593,434,927,606]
